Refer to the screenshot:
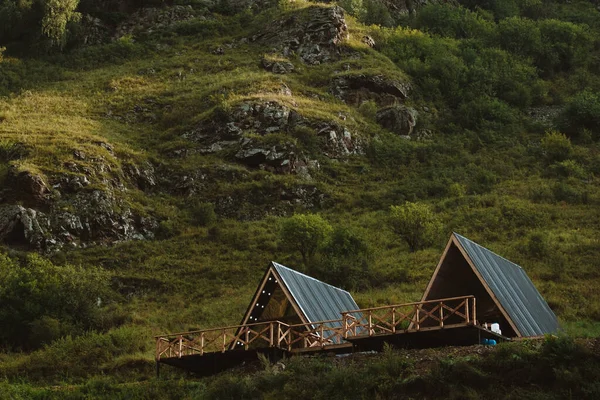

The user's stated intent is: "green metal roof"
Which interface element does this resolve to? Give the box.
[454,233,560,337]
[271,262,359,325]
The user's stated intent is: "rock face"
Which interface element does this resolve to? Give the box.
[376,105,418,137]
[0,148,158,250]
[114,5,197,39]
[184,99,364,172]
[331,74,411,106]
[261,57,295,74]
[253,6,349,65]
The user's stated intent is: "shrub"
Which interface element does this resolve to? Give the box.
[314,227,372,290]
[416,4,495,40]
[0,253,111,349]
[358,99,378,120]
[388,202,443,252]
[190,201,217,226]
[549,160,586,179]
[540,131,573,163]
[280,214,333,266]
[560,91,600,139]
[527,231,550,258]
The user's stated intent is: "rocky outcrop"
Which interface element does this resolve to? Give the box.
[114,5,197,39]
[184,98,364,171]
[0,206,49,248]
[5,168,50,207]
[316,122,365,158]
[331,74,411,106]
[253,6,349,65]
[376,105,418,137]
[215,183,327,221]
[261,56,295,74]
[0,148,159,250]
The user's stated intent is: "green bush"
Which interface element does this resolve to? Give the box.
[389,202,443,252]
[0,253,111,349]
[280,213,333,266]
[540,131,573,162]
[416,4,495,40]
[549,160,586,179]
[527,231,550,258]
[313,227,372,290]
[560,91,600,139]
[190,201,217,226]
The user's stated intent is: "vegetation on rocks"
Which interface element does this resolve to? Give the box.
[0,0,599,397]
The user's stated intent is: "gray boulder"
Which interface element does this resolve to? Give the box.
[376,105,418,136]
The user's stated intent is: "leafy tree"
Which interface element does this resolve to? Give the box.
[315,227,372,290]
[537,19,593,75]
[41,0,81,48]
[280,214,333,266]
[0,252,110,349]
[560,91,600,139]
[388,202,442,252]
[541,131,573,162]
[0,0,80,50]
[416,4,495,40]
[497,16,541,57]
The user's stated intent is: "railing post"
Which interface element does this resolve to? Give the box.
[440,301,444,328]
[222,329,226,353]
[465,299,470,324]
[156,338,160,362]
[270,322,274,347]
[368,311,373,336]
[200,332,204,355]
[245,327,249,350]
[473,297,477,325]
[415,305,420,331]
[277,323,282,347]
[320,325,325,347]
[178,335,182,358]
[392,307,396,333]
[342,313,348,338]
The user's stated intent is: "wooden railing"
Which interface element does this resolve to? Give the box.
[156,296,477,360]
[156,319,349,360]
[342,295,476,338]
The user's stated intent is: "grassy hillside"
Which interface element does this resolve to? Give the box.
[0,0,599,397]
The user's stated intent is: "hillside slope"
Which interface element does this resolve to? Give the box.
[0,0,599,396]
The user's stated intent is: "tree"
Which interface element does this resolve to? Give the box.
[316,227,372,290]
[0,252,110,349]
[41,0,81,48]
[560,91,600,139]
[388,202,442,252]
[540,130,573,162]
[0,0,81,50]
[280,214,332,266]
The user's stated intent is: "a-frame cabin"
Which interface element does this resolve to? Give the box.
[235,262,359,346]
[420,233,560,338]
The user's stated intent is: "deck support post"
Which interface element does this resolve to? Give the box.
[156,360,160,379]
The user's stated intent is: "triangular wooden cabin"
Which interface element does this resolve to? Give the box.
[420,233,559,338]
[236,261,359,342]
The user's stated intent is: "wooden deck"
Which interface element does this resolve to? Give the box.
[156,295,506,375]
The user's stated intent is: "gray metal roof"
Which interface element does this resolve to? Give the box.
[271,262,359,326]
[454,233,560,337]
